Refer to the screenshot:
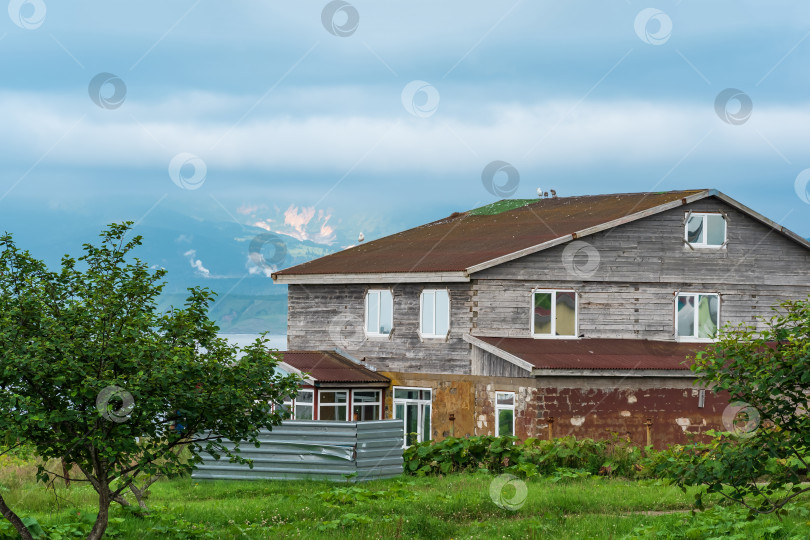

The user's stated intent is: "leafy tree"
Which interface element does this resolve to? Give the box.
[0,223,302,540]
[660,298,810,516]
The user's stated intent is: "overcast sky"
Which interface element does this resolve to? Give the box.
[2,0,810,253]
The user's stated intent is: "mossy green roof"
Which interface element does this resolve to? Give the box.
[468,199,539,216]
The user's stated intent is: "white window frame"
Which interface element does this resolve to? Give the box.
[419,289,451,339]
[675,292,720,342]
[364,289,393,337]
[351,389,382,421]
[393,386,432,447]
[684,212,727,248]
[530,289,579,339]
[282,389,314,420]
[495,391,516,437]
[318,390,349,421]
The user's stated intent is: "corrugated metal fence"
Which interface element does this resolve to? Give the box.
[192,419,404,482]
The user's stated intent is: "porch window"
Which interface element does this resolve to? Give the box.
[676,293,719,340]
[365,290,393,336]
[495,392,515,437]
[420,289,450,337]
[291,389,314,420]
[532,290,577,338]
[393,387,432,447]
[319,390,349,421]
[352,390,382,421]
[282,389,314,420]
[685,212,726,247]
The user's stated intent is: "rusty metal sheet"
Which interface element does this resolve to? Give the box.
[281,351,390,383]
[476,336,707,370]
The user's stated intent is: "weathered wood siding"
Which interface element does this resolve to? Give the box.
[471,198,810,340]
[287,283,473,374]
[471,347,531,377]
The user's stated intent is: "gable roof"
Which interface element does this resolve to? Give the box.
[279,350,390,385]
[273,189,810,284]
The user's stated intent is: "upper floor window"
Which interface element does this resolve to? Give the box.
[420,289,450,338]
[676,293,719,341]
[685,212,726,247]
[365,290,393,336]
[532,290,577,338]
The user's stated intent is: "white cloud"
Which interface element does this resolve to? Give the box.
[183,249,210,277]
[252,204,337,245]
[1,91,809,175]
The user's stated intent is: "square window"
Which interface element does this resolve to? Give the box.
[532,290,577,338]
[685,213,726,247]
[282,389,313,420]
[319,390,349,421]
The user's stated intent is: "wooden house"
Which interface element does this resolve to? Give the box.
[272,189,810,447]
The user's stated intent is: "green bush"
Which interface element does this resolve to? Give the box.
[403,434,653,479]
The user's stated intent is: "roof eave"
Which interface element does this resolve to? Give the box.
[711,190,810,251]
[531,368,697,378]
[277,361,315,385]
[272,271,470,285]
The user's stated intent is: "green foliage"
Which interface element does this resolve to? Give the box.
[0,223,303,538]
[681,297,810,515]
[0,514,128,539]
[627,503,810,539]
[549,467,592,483]
[649,430,810,514]
[403,434,650,479]
[316,481,417,508]
[316,513,377,531]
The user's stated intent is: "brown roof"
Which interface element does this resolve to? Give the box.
[475,336,708,371]
[274,190,707,277]
[280,351,390,384]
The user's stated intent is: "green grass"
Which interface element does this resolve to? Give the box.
[2,471,810,539]
[467,199,539,216]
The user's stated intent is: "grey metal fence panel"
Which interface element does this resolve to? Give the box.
[192,419,404,482]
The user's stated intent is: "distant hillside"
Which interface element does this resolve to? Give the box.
[157,293,288,334]
[131,208,343,333]
[0,201,418,334]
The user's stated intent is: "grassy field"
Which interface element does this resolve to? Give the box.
[2,467,810,539]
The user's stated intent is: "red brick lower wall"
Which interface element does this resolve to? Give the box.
[382,372,728,448]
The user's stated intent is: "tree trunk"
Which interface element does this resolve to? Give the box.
[86,489,111,540]
[127,473,162,512]
[62,459,71,488]
[0,494,33,540]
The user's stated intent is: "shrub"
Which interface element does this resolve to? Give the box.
[403,434,653,479]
